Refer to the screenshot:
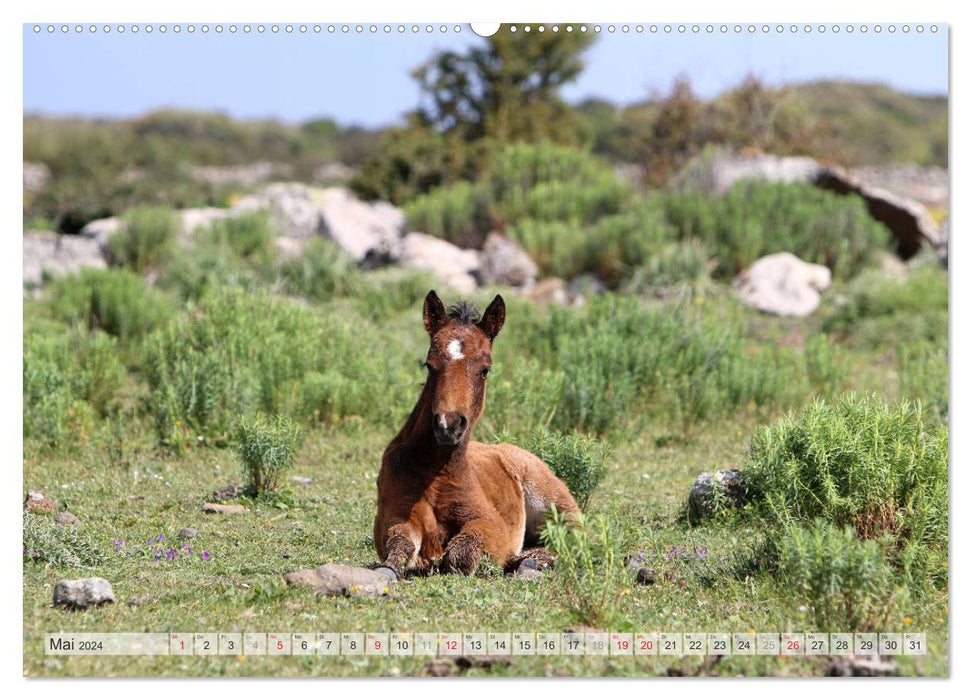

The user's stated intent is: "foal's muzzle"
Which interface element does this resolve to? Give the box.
[433,411,468,446]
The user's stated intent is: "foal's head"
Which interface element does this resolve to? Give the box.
[421,290,505,447]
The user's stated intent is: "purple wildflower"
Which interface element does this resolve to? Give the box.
[200,551,211,561]
[156,534,164,542]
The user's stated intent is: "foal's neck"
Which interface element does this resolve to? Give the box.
[390,381,470,473]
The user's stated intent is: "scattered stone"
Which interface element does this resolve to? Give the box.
[875,250,908,279]
[212,483,242,501]
[53,577,115,609]
[127,595,155,607]
[177,527,199,540]
[815,167,942,259]
[479,233,538,288]
[396,232,481,294]
[521,277,569,307]
[23,161,51,192]
[313,162,357,184]
[373,567,398,582]
[283,563,393,598]
[733,252,831,317]
[24,490,56,514]
[635,567,657,586]
[187,161,287,188]
[289,476,313,486]
[178,207,235,238]
[567,274,607,302]
[455,655,512,671]
[53,512,80,526]
[688,469,747,523]
[128,495,146,502]
[512,557,543,581]
[23,232,107,290]
[423,659,456,677]
[825,654,898,677]
[202,503,246,515]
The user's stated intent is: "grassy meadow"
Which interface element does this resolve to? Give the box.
[22,172,948,675]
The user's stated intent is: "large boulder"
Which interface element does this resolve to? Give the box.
[478,233,538,288]
[231,183,324,240]
[396,232,481,294]
[814,167,942,259]
[317,187,405,262]
[23,232,107,289]
[231,184,405,261]
[676,150,824,195]
[733,252,831,317]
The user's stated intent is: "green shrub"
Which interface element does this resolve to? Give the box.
[479,358,566,438]
[621,239,712,294]
[197,212,276,260]
[145,288,325,442]
[822,265,947,348]
[107,206,179,273]
[24,324,126,445]
[663,181,889,279]
[278,238,364,302]
[803,333,848,396]
[160,243,262,302]
[23,511,105,568]
[403,180,492,247]
[776,520,903,631]
[46,268,174,356]
[542,508,627,628]
[745,395,948,587]
[231,414,302,496]
[521,428,610,509]
[899,340,948,424]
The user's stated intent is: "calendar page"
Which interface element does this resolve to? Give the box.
[21,8,949,680]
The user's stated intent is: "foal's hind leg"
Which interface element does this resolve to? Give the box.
[504,546,557,574]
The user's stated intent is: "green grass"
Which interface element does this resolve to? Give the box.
[22,213,949,676]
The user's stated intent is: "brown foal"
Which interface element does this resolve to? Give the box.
[373,290,579,576]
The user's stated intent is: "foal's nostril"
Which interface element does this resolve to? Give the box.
[457,414,468,430]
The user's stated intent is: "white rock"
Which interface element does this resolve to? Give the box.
[318,187,405,262]
[733,252,832,317]
[23,232,107,289]
[479,233,538,288]
[53,578,115,608]
[396,232,481,294]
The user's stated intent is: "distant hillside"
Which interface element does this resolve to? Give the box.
[790,81,947,167]
[578,80,947,172]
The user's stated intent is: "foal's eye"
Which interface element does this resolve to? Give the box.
[480,367,491,378]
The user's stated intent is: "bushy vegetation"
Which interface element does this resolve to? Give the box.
[776,520,903,631]
[231,414,302,496]
[662,181,889,278]
[23,511,105,568]
[277,238,365,302]
[822,265,948,347]
[24,323,127,447]
[541,508,627,628]
[745,395,948,588]
[521,428,610,509]
[107,206,179,273]
[195,212,276,261]
[46,268,174,358]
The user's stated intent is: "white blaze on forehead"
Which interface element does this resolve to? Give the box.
[446,339,465,360]
[438,414,448,429]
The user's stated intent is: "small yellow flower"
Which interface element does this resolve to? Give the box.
[903,617,913,626]
[748,628,756,634]
[694,297,703,305]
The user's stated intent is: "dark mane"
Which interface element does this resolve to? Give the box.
[446,300,481,325]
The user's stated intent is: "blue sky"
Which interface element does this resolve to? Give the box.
[22,24,948,127]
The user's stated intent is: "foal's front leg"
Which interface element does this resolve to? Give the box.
[441,520,505,575]
[381,521,430,577]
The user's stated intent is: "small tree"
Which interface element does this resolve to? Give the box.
[231,414,302,496]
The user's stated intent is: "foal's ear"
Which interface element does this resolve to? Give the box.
[423,290,448,336]
[477,294,505,342]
